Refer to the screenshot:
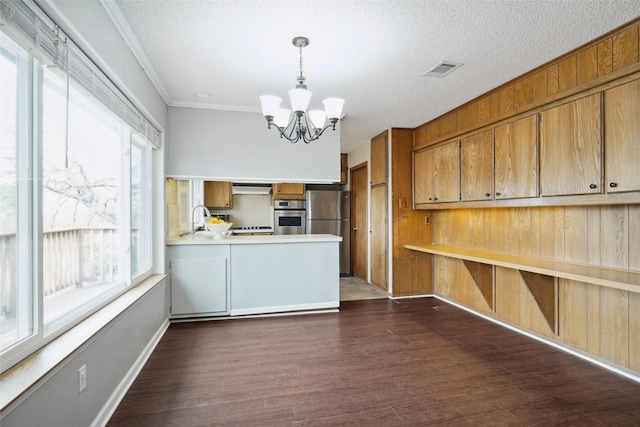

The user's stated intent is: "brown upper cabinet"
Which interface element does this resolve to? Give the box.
[370,131,388,186]
[273,183,305,199]
[605,79,640,193]
[414,140,460,204]
[460,130,494,201]
[204,181,233,209]
[494,114,539,199]
[339,153,348,185]
[540,93,602,196]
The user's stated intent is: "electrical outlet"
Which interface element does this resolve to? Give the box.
[424,216,430,224]
[78,364,87,393]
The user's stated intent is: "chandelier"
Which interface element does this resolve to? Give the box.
[259,37,344,144]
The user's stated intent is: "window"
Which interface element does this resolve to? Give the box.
[0,1,158,372]
[131,134,152,279]
[0,31,34,353]
[41,64,128,331]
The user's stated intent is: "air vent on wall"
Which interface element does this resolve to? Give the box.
[422,61,463,77]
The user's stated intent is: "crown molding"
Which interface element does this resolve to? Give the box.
[100,0,173,105]
[169,101,261,113]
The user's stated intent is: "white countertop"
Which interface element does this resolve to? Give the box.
[167,233,342,245]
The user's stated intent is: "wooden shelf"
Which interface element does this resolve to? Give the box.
[404,243,640,294]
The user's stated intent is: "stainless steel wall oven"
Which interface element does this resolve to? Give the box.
[273,200,306,235]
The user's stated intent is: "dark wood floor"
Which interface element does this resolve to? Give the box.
[108,298,640,426]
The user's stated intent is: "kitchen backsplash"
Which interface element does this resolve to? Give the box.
[212,194,273,227]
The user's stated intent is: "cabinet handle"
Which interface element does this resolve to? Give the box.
[495,192,501,197]
[589,183,597,189]
[609,182,618,188]
[434,198,438,201]
[428,197,432,201]
[485,193,491,197]
[352,227,358,231]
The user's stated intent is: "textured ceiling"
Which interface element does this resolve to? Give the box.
[109,0,640,152]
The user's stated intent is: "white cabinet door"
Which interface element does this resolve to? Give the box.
[170,257,228,315]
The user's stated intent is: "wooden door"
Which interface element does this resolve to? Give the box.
[414,148,434,204]
[433,140,460,203]
[350,163,368,280]
[461,130,494,201]
[370,131,388,186]
[370,184,387,290]
[494,114,538,199]
[605,79,640,193]
[540,94,602,196]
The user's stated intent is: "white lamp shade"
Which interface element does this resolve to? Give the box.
[323,98,345,120]
[259,95,282,117]
[274,108,292,128]
[288,88,312,112]
[308,110,326,129]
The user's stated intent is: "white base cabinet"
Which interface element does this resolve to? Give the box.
[168,245,230,317]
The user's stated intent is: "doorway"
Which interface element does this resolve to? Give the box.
[350,162,368,281]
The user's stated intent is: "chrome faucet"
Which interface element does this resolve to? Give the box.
[190,204,211,234]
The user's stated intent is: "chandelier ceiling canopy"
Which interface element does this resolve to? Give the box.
[259,36,344,144]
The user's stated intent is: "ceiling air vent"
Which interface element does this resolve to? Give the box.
[422,61,463,78]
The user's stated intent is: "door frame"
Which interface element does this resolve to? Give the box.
[350,161,368,280]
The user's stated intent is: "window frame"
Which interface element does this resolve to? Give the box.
[0,25,156,374]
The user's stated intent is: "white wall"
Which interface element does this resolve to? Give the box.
[1,280,169,427]
[167,107,341,183]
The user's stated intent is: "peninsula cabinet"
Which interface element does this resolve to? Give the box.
[414,140,460,204]
[204,180,232,209]
[604,78,640,193]
[540,93,602,196]
[460,130,493,201]
[494,114,538,199]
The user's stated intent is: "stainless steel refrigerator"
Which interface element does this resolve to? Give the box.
[306,190,351,275]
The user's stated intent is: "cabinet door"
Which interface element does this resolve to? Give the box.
[433,140,460,203]
[540,94,602,196]
[605,79,640,193]
[461,130,494,201]
[273,183,305,197]
[414,149,434,204]
[370,184,387,289]
[204,181,232,208]
[494,114,538,199]
[339,153,348,184]
[370,131,388,186]
[171,257,228,315]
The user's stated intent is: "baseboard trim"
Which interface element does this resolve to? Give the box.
[91,318,170,427]
[432,294,640,384]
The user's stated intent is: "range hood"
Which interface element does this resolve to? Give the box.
[232,183,272,195]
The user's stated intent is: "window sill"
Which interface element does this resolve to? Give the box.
[0,274,167,412]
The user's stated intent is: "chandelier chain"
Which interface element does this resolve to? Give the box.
[298,45,304,81]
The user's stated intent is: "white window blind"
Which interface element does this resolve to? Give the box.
[0,0,162,148]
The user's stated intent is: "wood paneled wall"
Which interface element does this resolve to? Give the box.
[432,206,640,373]
[433,206,640,271]
[390,129,432,296]
[415,19,640,149]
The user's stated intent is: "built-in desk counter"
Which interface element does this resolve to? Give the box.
[167,234,341,318]
[405,243,640,293]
